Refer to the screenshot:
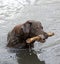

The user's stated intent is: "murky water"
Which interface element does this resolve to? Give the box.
[0,0,60,64]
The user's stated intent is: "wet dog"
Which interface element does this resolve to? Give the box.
[7,20,48,49]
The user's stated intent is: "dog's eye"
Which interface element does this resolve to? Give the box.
[39,26,43,29]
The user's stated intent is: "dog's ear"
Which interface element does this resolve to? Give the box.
[21,21,31,34]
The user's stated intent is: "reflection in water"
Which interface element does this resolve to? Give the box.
[8,48,45,64]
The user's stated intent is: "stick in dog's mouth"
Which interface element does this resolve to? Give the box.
[26,32,54,44]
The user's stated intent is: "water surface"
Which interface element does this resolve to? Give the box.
[0,0,60,64]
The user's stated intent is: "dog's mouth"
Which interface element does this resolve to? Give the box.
[38,34,46,43]
[39,38,46,43]
[26,34,46,44]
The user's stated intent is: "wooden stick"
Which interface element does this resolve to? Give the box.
[26,32,54,43]
[47,32,54,37]
[26,36,41,44]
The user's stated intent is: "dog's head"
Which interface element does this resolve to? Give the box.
[21,20,48,43]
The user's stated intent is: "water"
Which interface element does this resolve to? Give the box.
[0,0,60,64]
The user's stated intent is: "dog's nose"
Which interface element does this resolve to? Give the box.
[42,38,45,40]
[39,34,45,40]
